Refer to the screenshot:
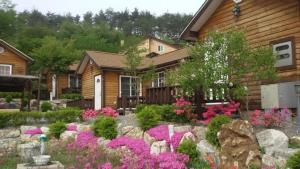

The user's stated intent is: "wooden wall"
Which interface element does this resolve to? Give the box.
[81,62,101,99]
[0,46,27,75]
[197,0,300,108]
[45,73,69,97]
[138,38,177,56]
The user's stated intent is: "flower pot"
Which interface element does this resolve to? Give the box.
[32,155,51,166]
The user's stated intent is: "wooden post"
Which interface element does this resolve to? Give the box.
[194,87,205,119]
[28,80,32,111]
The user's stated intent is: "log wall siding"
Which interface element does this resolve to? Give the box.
[0,46,27,75]
[46,74,70,97]
[198,0,300,108]
[82,62,101,99]
[104,71,119,107]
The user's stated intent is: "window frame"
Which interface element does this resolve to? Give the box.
[68,74,79,88]
[0,64,12,75]
[270,37,296,70]
[119,75,142,97]
[152,71,165,88]
[158,45,164,52]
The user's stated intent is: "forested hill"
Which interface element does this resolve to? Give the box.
[0,0,192,58]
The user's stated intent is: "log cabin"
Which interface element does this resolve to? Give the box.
[76,38,188,110]
[181,0,300,109]
[0,39,37,110]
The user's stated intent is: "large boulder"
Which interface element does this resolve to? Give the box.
[144,132,156,145]
[150,140,169,155]
[125,127,143,139]
[197,139,219,164]
[218,120,261,169]
[256,129,288,155]
[60,131,77,141]
[17,142,40,162]
[290,136,300,145]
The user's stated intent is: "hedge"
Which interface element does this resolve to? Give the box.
[0,92,22,98]
[0,108,82,129]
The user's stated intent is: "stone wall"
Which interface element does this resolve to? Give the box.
[0,128,21,156]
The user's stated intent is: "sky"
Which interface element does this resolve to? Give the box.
[11,0,205,16]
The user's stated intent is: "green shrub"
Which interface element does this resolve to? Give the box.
[60,93,83,100]
[5,95,13,103]
[41,102,52,112]
[45,108,81,123]
[92,116,117,139]
[0,112,11,128]
[286,150,300,169]
[136,106,161,131]
[188,159,211,169]
[205,115,231,147]
[177,139,200,160]
[49,121,67,139]
[0,92,22,98]
[135,104,147,113]
[158,104,190,123]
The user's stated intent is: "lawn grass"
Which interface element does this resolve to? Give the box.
[0,155,21,169]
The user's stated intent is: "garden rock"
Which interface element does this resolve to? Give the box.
[174,125,192,133]
[77,124,90,132]
[179,132,196,145]
[192,126,207,141]
[256,129,288,155]
[17,142,40,162]
[290,136,300,145]
[97,138,111,147]
[60,131,77,141]
[0,138,20,156]
[150,140,169,155]
[0,129,20,138]
[262,154,276,167]
[20,125,38,134]
[20,134,41,143]
[274,148,300,159]
[121,125,134,135]
[144,132,156,145]
[197,139,219,165]
[218,120,261,169]
[125,127,143,139]
[40,126,50,134]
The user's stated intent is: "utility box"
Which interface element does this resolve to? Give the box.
[261,81,297,109]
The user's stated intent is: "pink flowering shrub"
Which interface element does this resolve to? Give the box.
[46,131,120,169]
[100,107,118,118]
[67,124,77,131]
[107,136,189,169]
[250,108,292,127]
[24,128,42,135]
[201,101,240,125]
[173,97,192,115]
[82,109,99,121]
[170,132,186,150]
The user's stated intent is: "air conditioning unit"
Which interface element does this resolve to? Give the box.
[261,81,297,109]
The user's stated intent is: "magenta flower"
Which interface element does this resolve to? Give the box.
[101,107,118,118]
[24,128,42,135]
[67,124,77,131]
[82,109,99,121]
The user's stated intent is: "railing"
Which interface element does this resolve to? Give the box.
[116,96,146,114]
[62,87,81,94]
[66,99,94,109]
[146,86,180,105]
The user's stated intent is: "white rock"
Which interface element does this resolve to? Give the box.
[60,131,77,140]
[256,129,288,155]
[40,127,50,134]
[77,124,90,132]
[125,127,143,139]
[150,140,169,155]
[97,138,111,147]
[274,148,300,159]
[197,139,217,155]
[20,126,38,134]
[144,132,156,145]
[290,136,300,145]
[262,154,276,167]
[6,129,21,138]
[192,126,207,141]
[17,142,40,162]
[174,125,192,133]
[179,132,196,145]
[121,126,134,135]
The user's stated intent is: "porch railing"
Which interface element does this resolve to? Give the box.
[116,96,146,113]
[66,99,94,109]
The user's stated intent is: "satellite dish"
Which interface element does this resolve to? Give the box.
[0,47,4,54]
[233,0,242,3]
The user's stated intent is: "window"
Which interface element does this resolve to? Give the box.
[119,76,141,96]
[68,74,79,88]
[158,45,164,52]
[152,72,165,87]
[0,64,12,75]
[272,37,295,68]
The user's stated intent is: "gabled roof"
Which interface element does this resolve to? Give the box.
[76,48,190,74]
[146,36,180,49]
[0,39,34,62]
[180,0,224,41]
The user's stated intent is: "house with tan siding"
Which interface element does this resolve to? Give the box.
[76,38,188,110]
[181,0,300,109]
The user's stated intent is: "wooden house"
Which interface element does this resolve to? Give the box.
[76,38,188,110]
[181,0,300,109]
[0,39,37,109]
